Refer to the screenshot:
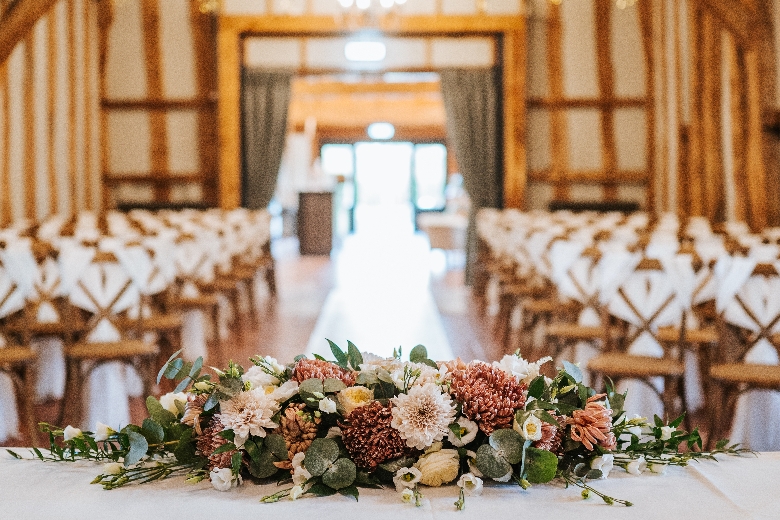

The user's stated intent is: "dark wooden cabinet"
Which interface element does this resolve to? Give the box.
[298,191,333,255]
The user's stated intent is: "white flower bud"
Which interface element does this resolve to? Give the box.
[290,485,304,500]
[103,462,123,475]
[626,456,647,475]
[589,454,614,479]
[210,467,239,491]
[159,392,188,415]
[660,425,676,441]
[457,473,483,496]
[318,397,337,414]
[63,425,82,441]
[94,422,114,442]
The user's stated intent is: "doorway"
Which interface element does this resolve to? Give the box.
[321,141,448,238]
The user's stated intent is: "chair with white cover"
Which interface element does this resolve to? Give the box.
[59,246,158,429]
[587,254,691,426]
[0,241,39,443]
[708,260,780,450]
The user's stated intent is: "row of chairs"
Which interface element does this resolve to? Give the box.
[0,209,275,443]
[475,209,780,449]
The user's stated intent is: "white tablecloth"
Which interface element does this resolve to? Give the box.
[1,450,778,519]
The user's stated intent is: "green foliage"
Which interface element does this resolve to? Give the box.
[524,447,558,484]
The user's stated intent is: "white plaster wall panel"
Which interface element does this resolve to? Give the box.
[526,181,554,210]
[616,183,646,208]
[105,0,147,99]
[561,0,599,98]
[170,183,203,202]
[613,108,647,171]
[107,111,152,174]
[73,0,86,212]
[306,38,353,70]
[431,38,495,67]
[398,0,436,15]
[114,183,154,203]
[483,0,521,15]
[54,0,71,216]
[89,10,102,211]
[222,0,267,15]
[33,17,51,220]
[244,38,301,68]
[441,0,477,15]
[527,17,549,98]
[272,0,307,16]
[166,110,200,173]
[527,108,551,171]
[611,3,645,98]
[566,109,602,170]
[569,182,604,201]
[7,43,25,222]
[158,0,197,99]
[382,38,427,70]
[311,0,341,15]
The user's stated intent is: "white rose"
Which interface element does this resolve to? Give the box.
[660,426,676,441]
[393,466,422,492]
[103,462,123,475]
[242,365,280,390]
[290,485,304,500]
[94,422,114,442]
[626,456,647,475]
[318,397,337,414]
[457,473,483,496]
[159,392,188,415]
[448,417,478,447]
[63,425,82,441]
[493,355,551,385]
[590,454,614,479]
[414,449,460,487]
[270,380,299,403]
[338,386,374,417]
[209,467,239,491]
[514,414,543,441]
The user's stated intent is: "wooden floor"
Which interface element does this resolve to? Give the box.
[2,233,501,447]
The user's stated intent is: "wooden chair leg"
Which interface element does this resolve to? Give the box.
[265,262,277,298]
[21,363,39,446]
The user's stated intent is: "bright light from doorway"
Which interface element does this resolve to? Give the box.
[344,41,386,61]
[367,122,395,140]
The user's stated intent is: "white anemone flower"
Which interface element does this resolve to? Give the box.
[448,417,478,447]
[457,473,483,496]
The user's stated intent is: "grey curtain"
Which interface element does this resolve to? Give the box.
[241,69,294,209]
[439,68,503,284]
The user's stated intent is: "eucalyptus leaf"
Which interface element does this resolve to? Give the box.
[409,344,428,363]
[586,469,603,480]
[304,438,340,477]
[322,458,357,490]
[323,378,347,394]
[145,396,177,427]
[189,357,204,379]
[376,456,416,483]
[174,376,192,394]
[573,463,589,478]
[307,482,338,497]
[203,392,220,411]
[338,484,360,501]
[173,429,198,463]
[141,418,164,445]
[524,447,558,484]
[300,378,325,395]
[248,448,279,479]
[265,433,288,460]
[157,349,183,383]
[489,428,524,464]
[124,431,149,467]
[475,444,512,479]
[356,372,379,386]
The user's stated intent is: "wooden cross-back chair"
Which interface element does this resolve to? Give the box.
[708,262,780,448]
[170,233,220,342]
[544,246,610,368]
[586,257,690,428]
[60,250,158,426]
[0,243,39,443]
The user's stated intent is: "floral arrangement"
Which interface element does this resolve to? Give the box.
[9,342,748,509]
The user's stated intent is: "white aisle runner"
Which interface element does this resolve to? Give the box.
[305,232,454,361]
